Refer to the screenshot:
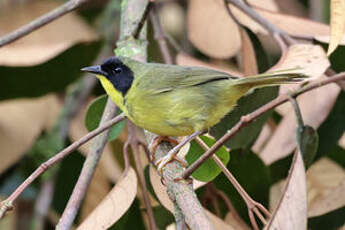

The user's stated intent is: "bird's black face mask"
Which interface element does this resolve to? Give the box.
[81,56,134,96]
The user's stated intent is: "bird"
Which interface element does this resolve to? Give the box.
[81,56,306,171]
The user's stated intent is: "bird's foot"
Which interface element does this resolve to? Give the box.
[150,136,178,162]
[155,152,188,175]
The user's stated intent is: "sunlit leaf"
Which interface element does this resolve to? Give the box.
[265,151,307,230]
[0,95,60,174]
[187,0,241,58]
[77,167,137,230]
[185,135,230,182]
[0,0,99,67]
[327,0,345,55]
[80,165,111,221]
[85,95,126,141]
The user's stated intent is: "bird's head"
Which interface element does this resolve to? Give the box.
[81,56,134,96]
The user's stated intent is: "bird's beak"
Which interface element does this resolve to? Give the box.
[81,65,104,76]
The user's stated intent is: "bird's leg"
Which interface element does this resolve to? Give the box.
[155,131,203,173]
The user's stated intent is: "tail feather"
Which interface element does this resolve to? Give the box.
[234,69,308,89]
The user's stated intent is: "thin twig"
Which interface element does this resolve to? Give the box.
[127,122,158,230]
[0,113,125,219]
[150,3,173,64]
[288,96,304,127]
[225,0,294,45]
[133,0,154,39]
[195,137,270,229]
[182,72,345,179]
[31,179,55,230]
[57,99,117,229]
[0,0,89,47]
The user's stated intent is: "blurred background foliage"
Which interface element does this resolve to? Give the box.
[0,0,345,229]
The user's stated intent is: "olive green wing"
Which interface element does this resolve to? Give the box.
[137,63,237,94]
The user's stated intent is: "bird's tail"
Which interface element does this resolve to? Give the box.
[233,69,308,89]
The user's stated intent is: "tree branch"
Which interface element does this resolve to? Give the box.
[182,72,345,179]
[127,122,158,230]
[0,0,89,47]
[0,113,125,219]
[57,99,117,230]
[150,4,174,64]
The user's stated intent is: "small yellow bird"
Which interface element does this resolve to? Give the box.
[82,56,305,169]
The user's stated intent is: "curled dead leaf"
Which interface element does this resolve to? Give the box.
[0,0,98,66]
[77,167,137,230]
[234,7,345,45]
[239,28,258,76]
[265,151,307,230]
[327,0,345,55]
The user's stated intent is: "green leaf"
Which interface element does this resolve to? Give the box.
[185,135,230,182]
[296,125,319,169]
[213,149,271,224]
[153,206,174,229]
[85,94,126,141]
[0,42,101,100]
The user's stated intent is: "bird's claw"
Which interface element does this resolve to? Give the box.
[155,153,188,175]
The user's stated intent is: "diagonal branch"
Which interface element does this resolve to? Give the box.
[182,72,345,179]
[0,0,89,47]
[0,113,125,219]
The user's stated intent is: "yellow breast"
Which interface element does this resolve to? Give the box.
[97,75,127,113]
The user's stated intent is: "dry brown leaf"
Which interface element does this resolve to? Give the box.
[265,151,307,230]
[0,95,60,173]
[327,0,345,55]
[176,53,242,77]
[260,82,340,164]
[0,0,98,66]
[234,7,345,45]
[307,158,345,217]
[80,164,112,221]
[77,167,137,230]
[69,101,123,183]
[239,28,258,75]
[273,43,330,115]
[274,44,330,81]
[187,0,241,58]
[270,158,345,218]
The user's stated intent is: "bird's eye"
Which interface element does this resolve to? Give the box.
[114,67,122,74]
